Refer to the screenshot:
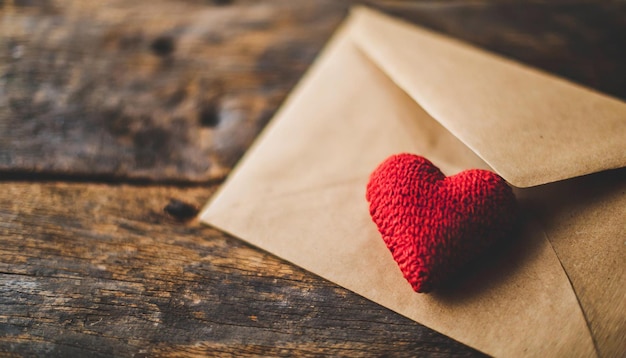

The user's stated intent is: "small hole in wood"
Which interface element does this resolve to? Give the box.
[199,103,220,128]
[150,36,175,57]
[164,199,198,221]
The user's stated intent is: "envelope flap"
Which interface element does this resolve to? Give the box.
[350,7,626,188]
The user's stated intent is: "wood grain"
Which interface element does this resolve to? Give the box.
[0,0,348,182]
[0,182,483,357]
[2,0,624,182]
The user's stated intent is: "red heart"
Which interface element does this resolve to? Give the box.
[366,153,517,293]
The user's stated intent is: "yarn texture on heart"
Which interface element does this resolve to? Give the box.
[366,153,517,293]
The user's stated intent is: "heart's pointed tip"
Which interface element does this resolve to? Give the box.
[408,270,433,293]
[410,281,433,294]
[412,285,430,294]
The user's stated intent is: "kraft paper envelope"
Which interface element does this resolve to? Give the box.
[200,7,626,357]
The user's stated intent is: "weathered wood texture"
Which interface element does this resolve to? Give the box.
[0,0,348,182]
[1,0,625,182]
[0,183,483,357]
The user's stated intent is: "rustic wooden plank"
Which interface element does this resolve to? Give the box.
[0,183,484,357]
[2,1,624,182]
[0,0,348,182]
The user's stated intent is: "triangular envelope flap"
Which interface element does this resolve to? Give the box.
[349,7,626,188]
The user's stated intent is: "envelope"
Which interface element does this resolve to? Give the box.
[199,7,626,357]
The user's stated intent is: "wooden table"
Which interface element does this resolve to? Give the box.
[1,1,624,356]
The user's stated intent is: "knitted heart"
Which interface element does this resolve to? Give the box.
[366,153,517,293]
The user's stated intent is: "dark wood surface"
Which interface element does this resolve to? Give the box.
[0,183,480,357]
[1,0,625,356]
